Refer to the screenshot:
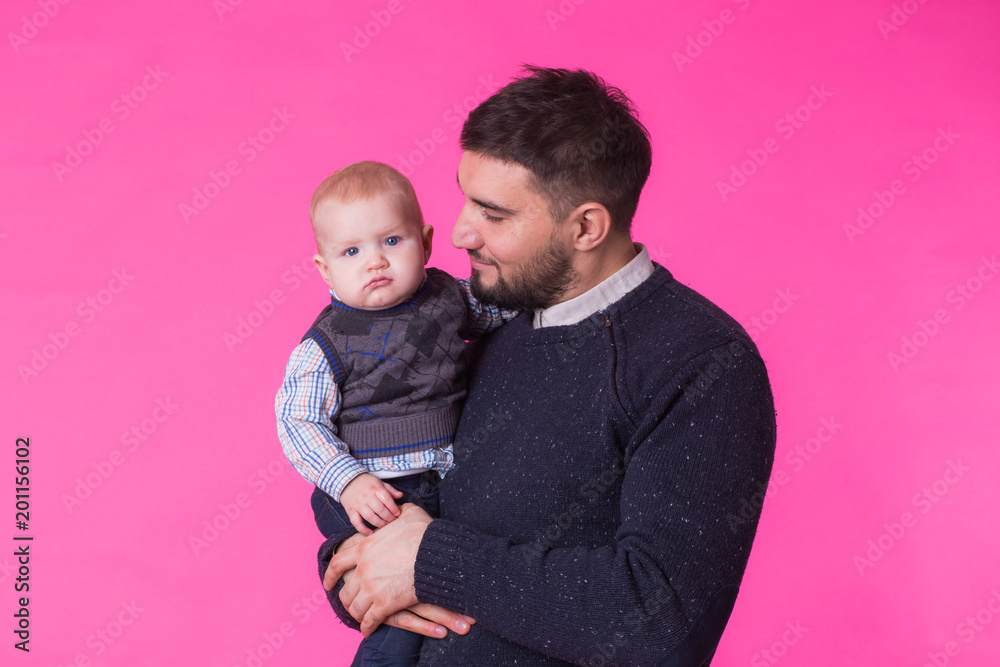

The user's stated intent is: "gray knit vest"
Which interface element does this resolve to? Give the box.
[303,268,469,460]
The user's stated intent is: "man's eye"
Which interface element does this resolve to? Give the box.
[481,210,503,223]
[344,248,358,256]
[385,236,400,246]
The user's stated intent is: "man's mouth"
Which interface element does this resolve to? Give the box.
[468,252,495,270]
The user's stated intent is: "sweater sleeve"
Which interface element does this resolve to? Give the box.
[412,345,776,665]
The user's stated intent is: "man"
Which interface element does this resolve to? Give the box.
[321,66,777,666]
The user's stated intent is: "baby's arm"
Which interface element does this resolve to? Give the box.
[454,277,520,339]
[275,339,370,502]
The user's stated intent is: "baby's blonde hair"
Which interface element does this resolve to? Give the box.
[309,161,424,230]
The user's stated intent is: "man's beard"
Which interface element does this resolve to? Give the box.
[468,238,579,311]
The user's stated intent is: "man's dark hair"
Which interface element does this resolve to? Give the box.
[460,66,652,235]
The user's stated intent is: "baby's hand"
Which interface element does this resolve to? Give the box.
[339,473,404,536]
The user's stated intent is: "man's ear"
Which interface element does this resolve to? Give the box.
[314,253,333,287]
[567,202,612,252]
[421,224,434,264]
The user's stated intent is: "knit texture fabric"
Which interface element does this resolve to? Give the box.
[408,265,777,666]
[303,268,469,459]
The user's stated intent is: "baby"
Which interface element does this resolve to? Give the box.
[276,161,515,666]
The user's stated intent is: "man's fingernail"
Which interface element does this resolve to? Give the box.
[456,620,469,632]
[435,626,447,637]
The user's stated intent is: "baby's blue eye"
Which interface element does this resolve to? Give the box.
[385,236,400,246]
[345,247,358,256]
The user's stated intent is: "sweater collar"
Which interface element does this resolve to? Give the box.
[532,243,655,329]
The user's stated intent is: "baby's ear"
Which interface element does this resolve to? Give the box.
[313,253,332,286]
[421,224,434,264]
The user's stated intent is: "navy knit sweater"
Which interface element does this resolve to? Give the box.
[320,265,776,666]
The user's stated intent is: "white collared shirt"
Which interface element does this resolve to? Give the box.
[533,243,655,329]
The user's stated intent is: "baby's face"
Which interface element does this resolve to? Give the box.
[312,195,432,310]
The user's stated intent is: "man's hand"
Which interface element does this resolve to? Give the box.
[334,532,366,555]
[325,503,435,636]
[333,531,476,639]
[384,604,476,639]
[340,473,404,536]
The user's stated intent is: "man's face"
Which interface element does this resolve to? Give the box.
[312,195,432,311]
[453,151,578,310]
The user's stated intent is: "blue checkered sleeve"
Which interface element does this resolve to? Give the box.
[454,277,520,339]
[275,339,368,501]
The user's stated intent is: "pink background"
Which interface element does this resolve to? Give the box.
[3,0,999,665]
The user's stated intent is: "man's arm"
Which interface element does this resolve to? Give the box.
[330,346,776,664]
[322,524,475,639]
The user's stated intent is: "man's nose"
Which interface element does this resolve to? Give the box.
[452,210,482,250]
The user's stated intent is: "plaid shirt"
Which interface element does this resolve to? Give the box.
[276,275,516,501]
